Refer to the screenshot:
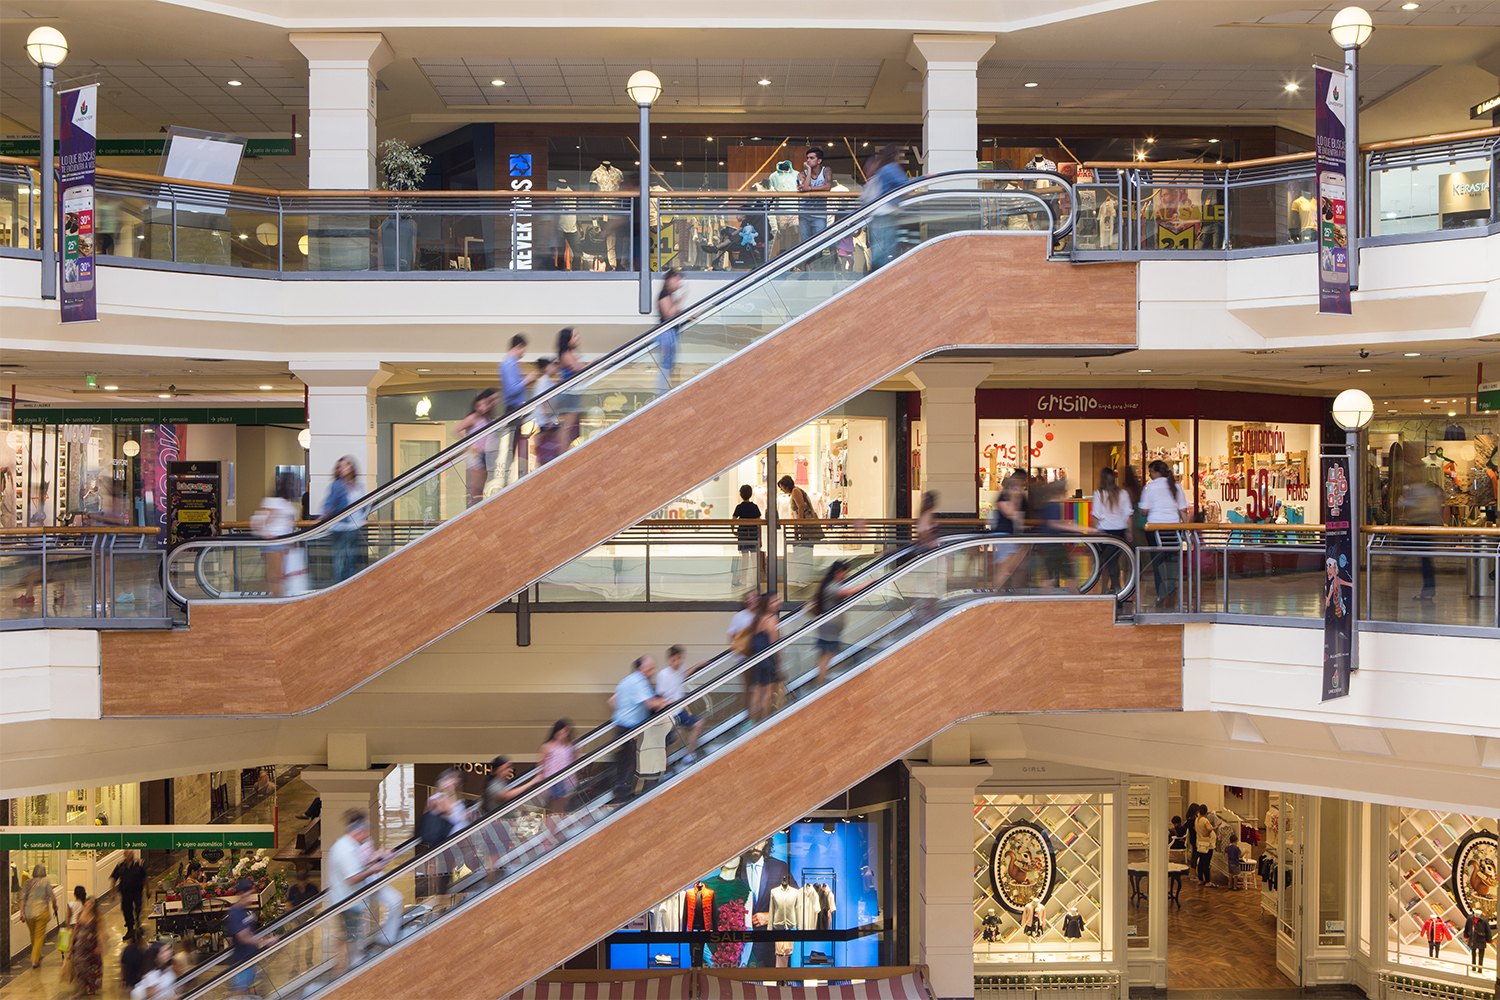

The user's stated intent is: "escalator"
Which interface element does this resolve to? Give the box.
[101,172,1141,717]
[174,535,1181,1000]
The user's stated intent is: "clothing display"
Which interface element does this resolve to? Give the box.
[1465,914,1494,970]
[1020,901,1044,938]
[1421,915,1454,958]
[1290,193,1317,239]
[981,910,1002,942]
[1061,911,1085,939]
[769,882,799,961]
[768,162,798,191]
[702,869,750,967]
[590,162,623,192]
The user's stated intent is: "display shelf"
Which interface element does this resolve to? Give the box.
[1388,808,1496,981]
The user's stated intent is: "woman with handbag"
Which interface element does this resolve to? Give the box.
[21,863,61,968]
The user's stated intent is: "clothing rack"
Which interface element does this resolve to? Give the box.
[799,867,838,967]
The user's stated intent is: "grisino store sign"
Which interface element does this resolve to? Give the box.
[972,388,1327,424]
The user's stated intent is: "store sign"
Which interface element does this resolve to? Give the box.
[59,85,98,324]
[1478,379,1499,413]
[0,135,294,156]
[1033,392,1142,416]
[12,406,306,426]
[1470,95,1500,120]
[1450,830,1498,920]
[1315,66,1351,315]
[0,825,275,850]
[1437,170,1491,216]
[988,820,1057,916]
[510,152,534,270]
[1320,455,1354,701]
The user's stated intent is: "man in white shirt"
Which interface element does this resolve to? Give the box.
[655,645,704,764]
[728,591,757,654]
[326,809,404,974]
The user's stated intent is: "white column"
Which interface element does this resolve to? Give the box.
[907,34,995,176]
[302,737,396,848]
[912,763,992,1000]
[909,362,992,516]
[290,361,391,514]
[289,32,395,190]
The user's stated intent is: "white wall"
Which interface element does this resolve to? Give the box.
[0,630,102,724]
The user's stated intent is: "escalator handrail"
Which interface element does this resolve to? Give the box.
[177,532,1127,1000]
[164,172,1076,603]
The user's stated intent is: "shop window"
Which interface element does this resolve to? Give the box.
[1198,420,1318,524]
[1318,798,1347,947]
[1126,782,1151,951]
[973,792,1113,965]
[1387,808,1498,981]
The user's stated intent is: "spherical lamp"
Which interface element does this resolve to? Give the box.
[25,26,68,67]
[122,440,141,457]
[297,428,312,450]
[626,70,662,106]
[1332,388,1375,430]
[1330,6,1374,49]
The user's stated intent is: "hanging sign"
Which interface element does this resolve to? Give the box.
[59,84,98,323]
[988,820,1057,916]
[1321,454,1354,700]
[1315,67,1351,315]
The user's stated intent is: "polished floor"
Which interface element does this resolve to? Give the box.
[1159,872,1294,990]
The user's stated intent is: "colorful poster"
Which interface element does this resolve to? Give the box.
[58,85,97,323]
[1315,67,1351,315]
[166,460,221,548]
[1321,454,1354,701]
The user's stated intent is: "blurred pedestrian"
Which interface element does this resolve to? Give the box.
[539,719,578,842]
[778,474,821,590]
[498,334,537,486]
[120,927,148,992]
[1091,467,1133,593]
[747,592,783,724]
[731,485,762,588]
[225,878,274,995]
[555,327,588,447]
[327,810,401,975]
[989,469,1028,590]
[655,646,704,763]
[1399,475,1443,599]
[132,941,177,999]
[70,895,102,997]
[656,269,685,395]
[1140,460,1190,606]
[909,490,941,621]
[111,850,148,935]
[455,388,499,507]
[322,457,366,583]
[476,756,541,878]
[810,561,862,685]
[286,869,318,968]
[530,357,565,467]
[609,656,667,801]
[251,475,305,597]
[21,863,61,969]
[861,144,908,269]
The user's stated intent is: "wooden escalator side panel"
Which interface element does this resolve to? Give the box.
[100,234,1138,717]
[325,599,1178,1000]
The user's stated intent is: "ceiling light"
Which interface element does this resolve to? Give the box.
[1024,82,1039,88]
[757,78,772,86]
[718,161,724,165]
[751,136,761,141]
[1388,409,1397,412]
[861,141,869,147]
[258,384,274,390]
[103,385,118,391]
[675,160,683,165]
[490,79,505,87]
[1423,398,1431,403]
[1145,137,1156,144]
[1449,411,1457,416]
[25,26,68,67]
[227,79,242,87]
[1209,138,1220,143]
[706,137,713,141]
[416,368,431,372]
[1330,5,1376,49]
[1404,352,1421,357]
[1402,2,1418,7]
[157,393,172,399]
[1284,82,1300,92]
[1357,368,1371,373]
[1138,369,1153,373]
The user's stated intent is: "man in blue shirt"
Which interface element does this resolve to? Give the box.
[497,334,536,486]
[224,878,274,994]
[609,656,666,802]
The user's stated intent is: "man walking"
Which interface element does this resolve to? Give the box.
[498,334,537,485]
[110,850,147,935]
[326,809,403,974]
[608,656,666,802]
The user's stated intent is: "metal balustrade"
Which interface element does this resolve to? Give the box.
[0,527,169,629]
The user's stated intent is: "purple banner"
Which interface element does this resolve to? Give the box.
[59,85,97,323]
[1321,454,1354,701]
[1315,67,1350,315]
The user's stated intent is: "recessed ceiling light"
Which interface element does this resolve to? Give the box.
[1357,368,1371,372]
[1404,352,1421,357]
[718,161,724,165]
[227,80,242,87]
[1209,138,1220,143]
[751,136,761,141]
[1285,82,1301,92]
[258,384,274,390]
[1449,411,1457,416]
[1145,137,1156,144]
[676,160,682,165]
[415,368,431,372]
[1423,399,1432,403]
[238,233,248,239]
[294,132,302,138]
[757,78,772,86]
[490,79,505,87]
[706,137,713,141]
[103,385,118,391]
[1401,2,1418,8]
[1024,82,1039,88]
[1138,369,1153,373]
[157,393,172,399]
[1388,408,1397,412]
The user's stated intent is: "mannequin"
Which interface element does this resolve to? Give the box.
[768,161,798,192]
[1026,152,1057,173]
[769,872,800,967]
[1289,191,1318,242]
[982,908,1001,942]
[590,160,623,192]
[1464,913,1493,971]
[1062,905,1084,939]
[703,859,751,967]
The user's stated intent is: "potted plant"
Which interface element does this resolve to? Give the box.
[378,139,431,271]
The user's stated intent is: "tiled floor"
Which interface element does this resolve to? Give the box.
[1163,876,1294,990]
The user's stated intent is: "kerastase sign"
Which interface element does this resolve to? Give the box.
[1315,67,1351,315]
[59,84,97,323]
[1321,454,1354,701]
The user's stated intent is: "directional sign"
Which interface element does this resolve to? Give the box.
[0,826,275,851]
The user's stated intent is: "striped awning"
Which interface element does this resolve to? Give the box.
[700,973,929,1000]
[508,977,689,1000]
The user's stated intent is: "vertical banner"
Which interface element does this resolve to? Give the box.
[1321,455,1354,701]
[1315,67,1351,315]
[59,85,98,323]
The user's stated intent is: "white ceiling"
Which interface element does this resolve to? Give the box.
[414,57,886,108]
[1243,0,1500,27]
[978,59,1432,111]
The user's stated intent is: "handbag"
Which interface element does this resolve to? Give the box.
[731,628,753,657]
[57,925,72,954]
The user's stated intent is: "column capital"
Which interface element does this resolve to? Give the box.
[289,31,395,72]
[910,763,993,789]
[290,360,394,389]
[907,33,996,72]
[299,765,396,797]
[907,361,992,392]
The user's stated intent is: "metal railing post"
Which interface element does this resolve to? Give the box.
[170,192,177,262]
[39,533,48,620]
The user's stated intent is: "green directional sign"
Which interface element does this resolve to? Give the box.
[1478,380,1499,413]
[0,826,275,851]
[0,137,295,157]
[12,407,305,427]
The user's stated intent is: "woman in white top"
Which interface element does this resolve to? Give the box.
[251,477,305,597]
[1090,468,1133,593]
[1138,460,1190,605]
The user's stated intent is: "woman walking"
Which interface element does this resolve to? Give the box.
[539,719,578,844]
[71,896,103,996]
[747,592,783,724]
[455,389,499,507]
[989,470,1028,591]
[1138,460,1190,606]
[21,863,61,969]
[323,456,366,583]
[555,328,588,448]
[810,561,863,686]
[910,491,941,622]
[1090,468,1134,593]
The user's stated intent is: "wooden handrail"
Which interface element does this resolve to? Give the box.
[1085,152,1314,172]
[0,525,159,536]
[1160,522,1323,532]
[1361,524,1500,536]
[1361,125,1500,153]
[1151,522,1500,536]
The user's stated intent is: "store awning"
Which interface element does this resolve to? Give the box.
[509,976,689,1000]
[700,972,929,1000]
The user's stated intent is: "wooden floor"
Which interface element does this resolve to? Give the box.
[1160,875,1295,990]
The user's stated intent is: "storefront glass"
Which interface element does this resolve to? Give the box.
[1387,808,1497,981]
[611,812,889,969]
[1197,419,1319,524]
[973,792,1114,965]
[1317,798,1346,947]
[1364,413,1499,527]
[1369,158,1493,236]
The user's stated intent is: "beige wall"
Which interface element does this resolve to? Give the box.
[184,424,238,521]
[173,772,212,826]
[236,425,308,508]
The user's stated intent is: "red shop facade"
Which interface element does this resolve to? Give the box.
[907,388,1330,524]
